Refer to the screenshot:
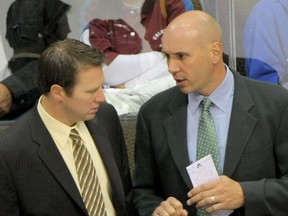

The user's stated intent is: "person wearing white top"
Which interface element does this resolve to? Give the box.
[0,33,10,81]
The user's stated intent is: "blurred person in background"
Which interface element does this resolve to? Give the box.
[0,0,71,119]
[244,0,288,88]
[0,33,11,81]
[81,0,187,115]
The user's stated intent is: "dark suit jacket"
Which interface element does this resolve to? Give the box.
[0,102,134,216]
[133,70,288,216]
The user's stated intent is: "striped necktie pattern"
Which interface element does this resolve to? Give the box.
[196,98,221,216]
[70,128,107,216]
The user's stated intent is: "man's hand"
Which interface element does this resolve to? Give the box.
[0,83,13,117]
[187,175,245,214]
[152,197,188,216]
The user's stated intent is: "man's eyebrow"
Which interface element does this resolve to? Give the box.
[165,51,188,56]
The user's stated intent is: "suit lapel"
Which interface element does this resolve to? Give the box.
[163,72,258,186]
[163,90,193,188]
[86,121,126,214]
[223,72,257,176]
[29,109,87,214]
[30,107,125,215]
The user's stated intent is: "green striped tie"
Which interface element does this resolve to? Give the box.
[196,98,220,216]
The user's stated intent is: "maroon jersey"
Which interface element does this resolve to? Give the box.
[141,0,185,51]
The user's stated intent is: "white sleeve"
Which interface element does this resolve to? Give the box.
[103,51,168,86]
[124,54,169,88]
[104,75,175,115]
[0,34,11,81]
[80,29,169,87]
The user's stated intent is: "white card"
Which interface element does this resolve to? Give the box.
[186,155,233,216]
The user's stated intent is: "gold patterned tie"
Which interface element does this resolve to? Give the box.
[196,98,220,216]
[70,129,107,216]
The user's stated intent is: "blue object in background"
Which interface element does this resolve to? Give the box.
[182,0,194,11]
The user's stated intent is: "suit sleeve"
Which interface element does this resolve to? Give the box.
[133,110,164,215]
[0,152,20,216]
[97,102,135,215]
[239,105,288,215]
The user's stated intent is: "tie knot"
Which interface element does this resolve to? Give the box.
[201,98,213,111]
[70,128,81,141]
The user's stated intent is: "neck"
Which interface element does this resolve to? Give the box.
[41,95,75,127]
[201,63,227,96]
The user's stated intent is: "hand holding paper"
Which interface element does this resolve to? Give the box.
[186,155,233,216]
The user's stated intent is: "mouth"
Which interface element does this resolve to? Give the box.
[90,107,99,113]
[175,78,187,87]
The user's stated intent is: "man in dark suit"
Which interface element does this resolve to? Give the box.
[0,39,134,215]
[133,10,288,216]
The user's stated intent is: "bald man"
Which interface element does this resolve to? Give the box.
[133,10,288,216]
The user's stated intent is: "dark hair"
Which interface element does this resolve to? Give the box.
[37,39,105,95]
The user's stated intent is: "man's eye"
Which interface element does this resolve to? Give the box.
[87,89,97,93]
[176,54,185,60]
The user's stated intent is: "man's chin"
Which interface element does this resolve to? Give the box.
[179,86,192,94]
[85,113,96,121]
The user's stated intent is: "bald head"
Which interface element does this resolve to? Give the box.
[161,11,226,96]
[163,10,222,46]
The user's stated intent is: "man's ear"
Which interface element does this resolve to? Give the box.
[211,41,222,64]
[50,84,66,102]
